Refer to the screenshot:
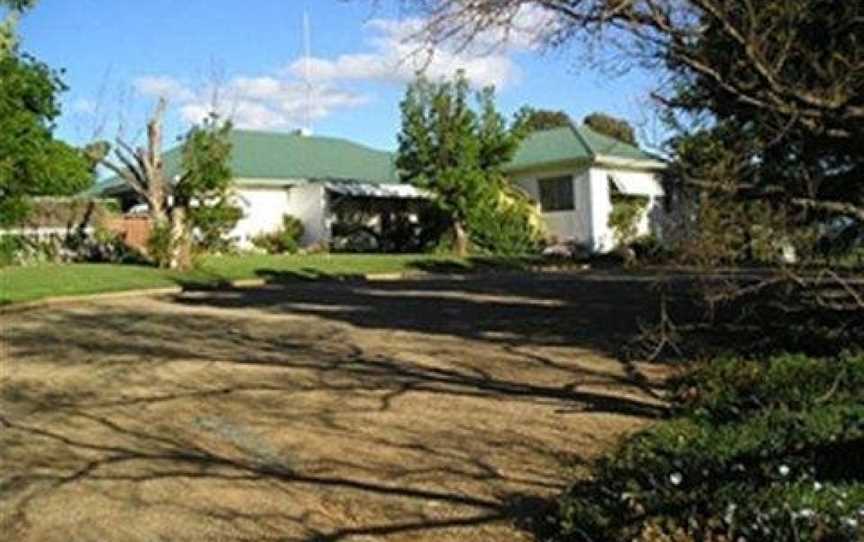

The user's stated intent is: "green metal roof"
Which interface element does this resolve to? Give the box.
[93,124,660,197]
[224,130,398,183]
[506,124,660,172]
[95,129,398,195]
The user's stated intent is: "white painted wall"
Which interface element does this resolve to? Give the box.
[232,187,291,246]
[232,184,328,247]
[513,169,593,246]
[512,166,663,253]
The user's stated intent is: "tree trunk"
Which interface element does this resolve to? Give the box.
[453,220,469,258]
[146,99,168,225]
[169,206,191,271]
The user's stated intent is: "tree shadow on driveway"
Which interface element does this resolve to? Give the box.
[0,273,680,541]
[191,269,697,354]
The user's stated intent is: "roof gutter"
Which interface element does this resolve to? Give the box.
[504,157,594,176]
[593,154,667,171]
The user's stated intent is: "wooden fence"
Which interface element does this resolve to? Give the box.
[104,216,152,253]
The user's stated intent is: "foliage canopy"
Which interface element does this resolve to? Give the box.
[0,5,92,226]
[584,112,637,145]
[514,107,572,132]
[397,71,542,255]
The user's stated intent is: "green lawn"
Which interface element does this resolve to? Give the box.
[0,253,536,305]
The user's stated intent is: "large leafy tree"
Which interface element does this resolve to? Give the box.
[177,115,241,256]
[0,0,35,54]
[396,71,534,256]
[513,106,572,132]
[0,0,92,226]
[583,112,637,145]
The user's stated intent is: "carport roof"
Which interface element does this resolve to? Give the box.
[325,181,430,199]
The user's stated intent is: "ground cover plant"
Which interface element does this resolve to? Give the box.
[555,353,864,541]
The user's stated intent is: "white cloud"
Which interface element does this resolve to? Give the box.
[133,76,195,102]
[289,5,557,89]
[134,73,367,131]
[129,6,555,131]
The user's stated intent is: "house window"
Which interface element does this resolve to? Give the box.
[538,175,574,211]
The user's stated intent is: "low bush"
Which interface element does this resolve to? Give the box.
[0,228,139,267]
[608,193,649,247]
[14,197,120,228]
[146,222,175,268]
[250,215,305,254]
[468,204,544,255]
[189,203,242,254]
[0,235,24,266]
[555,353,864,542]
[673,354,864,421]
[629,234,674,265]
[467,185,545,256]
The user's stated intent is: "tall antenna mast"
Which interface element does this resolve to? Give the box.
[302,9,313,136]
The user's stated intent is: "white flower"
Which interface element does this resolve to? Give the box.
[724,503,737,524]
[813,482,823,491]
[669,472,683,486]
[844,517,858,529]
[797,509,815,519]
[778,465,790,477]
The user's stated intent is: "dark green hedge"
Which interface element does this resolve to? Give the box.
[555,353,864,542]
[12,197,120,228]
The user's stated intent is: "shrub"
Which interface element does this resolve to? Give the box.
[467,185,545,255]
[0,228,139,266]
[13,197,119,228]
[468,202,543,255]
[555,353,864,542]
[673,354,864,422]
[79,226,140,263]
[608,193,649,247]
[147,222,174,268]
[629,234,673,264]
[250,215,305,254]
[0,235,24,267]
[189,202,242,253]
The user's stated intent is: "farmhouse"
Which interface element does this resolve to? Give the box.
[99,130,428,248]
[508,125,666,253]
[98,125,665,252]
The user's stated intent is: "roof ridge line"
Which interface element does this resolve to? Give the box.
[231,128,394,155]
[568,123,597,160]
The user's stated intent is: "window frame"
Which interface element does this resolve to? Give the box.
[537,175,575,212]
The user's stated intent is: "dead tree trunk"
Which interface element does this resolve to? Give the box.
[144,99,168,226]
[100,98,187,268]
[453,220,469,257]
[169,205,190,270]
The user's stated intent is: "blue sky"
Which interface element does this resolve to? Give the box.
[17,0,661,151]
